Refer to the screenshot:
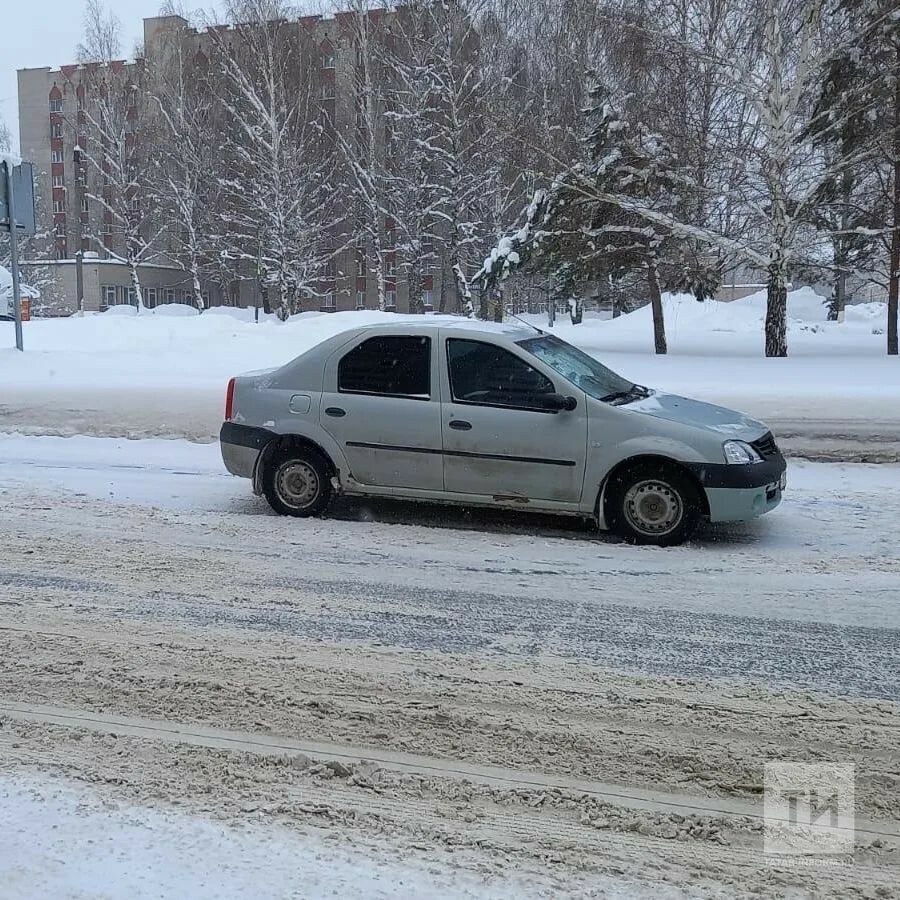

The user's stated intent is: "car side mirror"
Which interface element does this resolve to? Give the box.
[543,393,577,412]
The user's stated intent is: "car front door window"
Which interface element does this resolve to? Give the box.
[447,339,555,410]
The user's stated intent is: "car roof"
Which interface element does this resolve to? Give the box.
[354,318,541,341]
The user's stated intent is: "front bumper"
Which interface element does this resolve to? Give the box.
[220,422,275,479]
[705,480,784,522]
[685,453,787,522]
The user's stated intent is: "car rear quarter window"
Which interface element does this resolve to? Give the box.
[338,335,431,399]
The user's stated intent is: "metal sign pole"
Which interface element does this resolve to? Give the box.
[3,161,24,351]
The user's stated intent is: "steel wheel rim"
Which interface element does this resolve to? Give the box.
[275,460,320,509]
[623,479,683,536]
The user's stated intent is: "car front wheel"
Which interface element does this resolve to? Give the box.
[606,463,701,546]
[263,446,333,517]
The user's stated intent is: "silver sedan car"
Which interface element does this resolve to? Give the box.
[220,321,786,545]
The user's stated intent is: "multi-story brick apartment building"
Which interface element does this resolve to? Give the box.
[17,11,449,315]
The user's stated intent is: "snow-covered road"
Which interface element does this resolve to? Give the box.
[0,774,578,900]
[0,434,898,690]
[1,435,898,897]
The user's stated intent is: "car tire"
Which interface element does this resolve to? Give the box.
[262,445,333,518]
[606,463,701,547]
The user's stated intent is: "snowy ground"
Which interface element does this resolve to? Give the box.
[2,289,899,459]
[0,434,898,897]
[0,774,579,900]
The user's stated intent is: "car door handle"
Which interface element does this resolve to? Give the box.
[325,407,346,418]
[449,420,472,431]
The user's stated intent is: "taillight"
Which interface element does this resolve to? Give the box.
[225,377,236,421]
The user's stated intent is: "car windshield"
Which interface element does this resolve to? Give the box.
[517,334,638,402]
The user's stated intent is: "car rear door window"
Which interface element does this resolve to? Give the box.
[339,335,431,399]
[447,339,555,410]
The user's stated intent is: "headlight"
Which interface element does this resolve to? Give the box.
[723,440,763,465]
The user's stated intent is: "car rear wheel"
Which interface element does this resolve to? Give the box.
[606,463,701,546]
[263,446,333,517]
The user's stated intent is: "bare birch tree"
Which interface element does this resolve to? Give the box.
[146,21,216,310]
[75,2,165,310]
[330,0,394,312]
[210,0,338,320]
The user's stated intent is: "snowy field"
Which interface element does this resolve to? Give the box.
[1,289,899,457]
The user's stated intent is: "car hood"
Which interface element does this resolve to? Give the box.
[623,391,768,440]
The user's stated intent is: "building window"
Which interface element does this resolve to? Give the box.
[423,289,434,309]
[81,197,89,213]
[385,288,397,309]
[320,84,335,100]
[130,196,140,212]
[102,285,117,308]
[54,222,66,237]
[386,254,396,276]
[51,123,63,139]
[51,150,64,164]
[322,255,336,279]
[49,98,63,113]
[355,249,366,276]
[145,287,157,308]
[53,199,66,213]
[164,288,176,303]
[321,292,336,310]
[100,222,112,234]
[355,290,366,310]
[52,175,65,188]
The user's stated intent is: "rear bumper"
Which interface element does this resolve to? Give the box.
[220,422,274,479]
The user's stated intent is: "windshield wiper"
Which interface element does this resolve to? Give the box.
[601,385,651,405]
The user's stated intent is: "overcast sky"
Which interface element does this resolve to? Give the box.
[1,1,222,149]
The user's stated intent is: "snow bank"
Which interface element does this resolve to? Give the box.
[1,290,897,431]
[528,287,888,353]
[0,307,464,390]
[151,302,200,317]
[0,264,40,301]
